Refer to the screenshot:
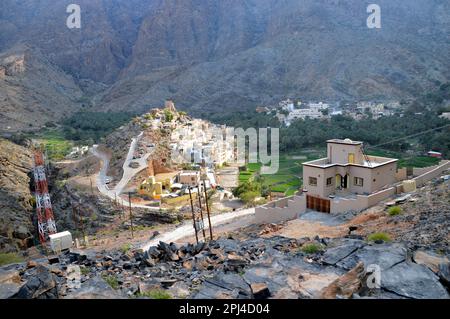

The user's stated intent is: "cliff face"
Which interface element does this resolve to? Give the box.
[0,46,84,132]
[0,138,34,252]
[1,0,449,123]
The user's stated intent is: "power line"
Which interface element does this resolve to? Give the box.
[366,123,450,149]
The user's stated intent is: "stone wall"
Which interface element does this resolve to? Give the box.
[254,194,306,224]
[413,160,449,187]
[330,186,397,213]
[395,167,407,182]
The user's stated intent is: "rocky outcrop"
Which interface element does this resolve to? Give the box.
[0,46,84,132]
[0,66,6,79]
[320,262,366,299]
[0,138,34,253]
[2,54,26,76]
[1,233,448,299]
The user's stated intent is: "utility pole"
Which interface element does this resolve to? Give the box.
[197,185,207,240]
[90,178,94,195]
[203,179,213,240]
[128,192,134,238]
[71,202,78,230]
[188,187,199,244]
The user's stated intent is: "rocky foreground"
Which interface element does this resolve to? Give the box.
[1,231,449,299]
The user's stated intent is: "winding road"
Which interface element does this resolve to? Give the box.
[92,133,256,250]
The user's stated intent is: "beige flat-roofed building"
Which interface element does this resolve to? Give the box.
[303,139,398,200]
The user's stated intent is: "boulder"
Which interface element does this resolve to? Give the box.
[250,283,271,299]
[322,240,364,265]
[0,283,23,299]
[13,225,31,240]
[0,268,23,299]
[413,250,449,273]
[320,262,366,299]
[64,276,125,299]
[382,261,449,299]
[16,265,58,299]
[438,263,450,288]
[336,243,407,271]
[0,268,21,284]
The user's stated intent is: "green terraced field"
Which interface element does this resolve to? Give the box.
[238,151,323,196]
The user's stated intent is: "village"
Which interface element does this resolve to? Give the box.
[101,101,241,216]
[257,98,405,127]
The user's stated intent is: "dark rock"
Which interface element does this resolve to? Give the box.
[322,240,364,266]
[13,226,31,240]
[170,243,180,252]
[64,276,124,299]
[193,274,251,299]
[194,242,206,254]
[150,231,160,239]
[122,262,133,270]
[146,246,160,259]
[437,263,450,289]
[382,262,449,299]
[250,283,271,299]
[16,265,57,299]
[0,268,23,299]
[345,234,364,240]
[336,243,407,271]
[47,255,60,265]
[0,283,24,299]
[348,226,358,234]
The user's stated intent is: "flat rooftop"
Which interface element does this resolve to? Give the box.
[303,155,398,169]
[327,138,363,146]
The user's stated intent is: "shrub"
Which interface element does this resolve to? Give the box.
[367,233,392,242]
[388,206,402,216]
[102,275,119,290]
[80,266,91,276]
[138,289,172,299]
[120,243,132,254]
[301,243,324,254]
[0,253,25,266]
[240,191,260,205]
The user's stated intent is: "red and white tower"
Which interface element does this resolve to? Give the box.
[33,150,57,244]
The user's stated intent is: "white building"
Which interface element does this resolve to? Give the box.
[308,102,330,111]
[287,108,326,121]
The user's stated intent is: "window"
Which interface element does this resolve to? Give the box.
[309,177,317,186]
[354,177,364,187]
[326,177,333,186]
[348,153,355,164]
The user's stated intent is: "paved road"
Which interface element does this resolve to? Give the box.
[92,141,160,211]
[141,207,255,251]
[91,133,257,250]
[113,132,154,195]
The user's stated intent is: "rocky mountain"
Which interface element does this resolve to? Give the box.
[0,46,83,131]
[1,0,449,127]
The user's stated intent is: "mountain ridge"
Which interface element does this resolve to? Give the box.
[0,0,449,130]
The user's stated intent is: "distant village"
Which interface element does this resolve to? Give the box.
[256,98,406,127]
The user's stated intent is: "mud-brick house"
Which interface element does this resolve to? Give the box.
[302,139,399,213]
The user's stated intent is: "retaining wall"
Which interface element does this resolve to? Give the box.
[254,195,307,224]
[413,160,449,187]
